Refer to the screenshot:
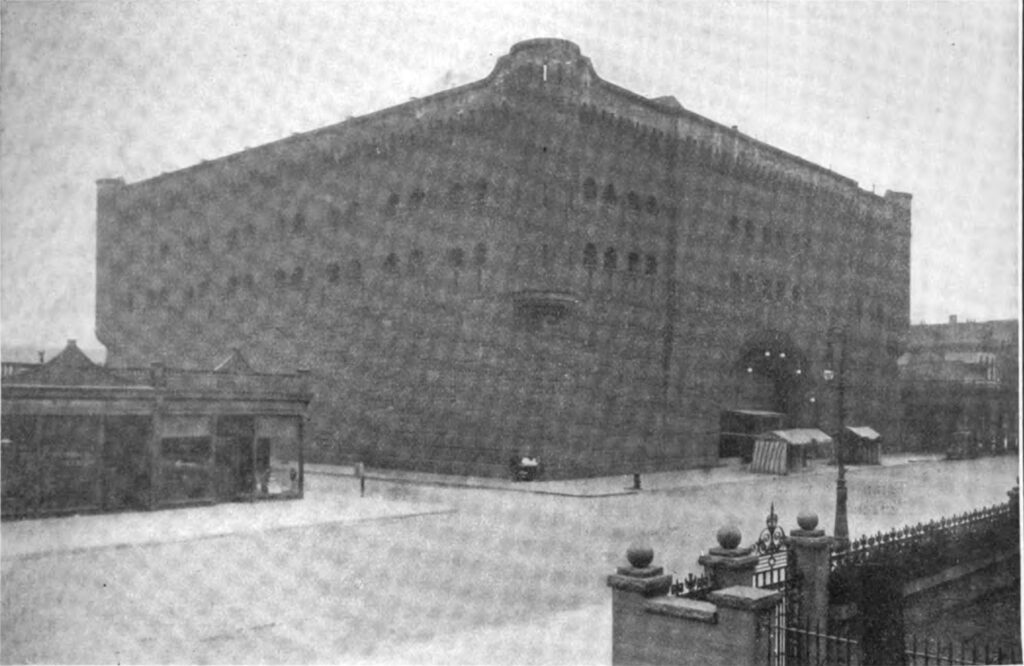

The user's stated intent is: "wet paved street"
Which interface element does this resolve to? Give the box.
[1,456,1017,664]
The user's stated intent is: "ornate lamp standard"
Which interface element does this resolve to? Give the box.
[825,326,850,550]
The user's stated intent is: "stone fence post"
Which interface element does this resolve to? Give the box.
[699,525,759,589]
[607,541,780,666]
[787,510,832,629]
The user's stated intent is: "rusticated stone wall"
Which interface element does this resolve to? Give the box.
[96,39,911,478]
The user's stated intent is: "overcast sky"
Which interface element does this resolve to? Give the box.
[1,1,1020,350]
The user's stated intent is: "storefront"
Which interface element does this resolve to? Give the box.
[1,341,311,519]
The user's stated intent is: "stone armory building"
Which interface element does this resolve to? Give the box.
[95,39,911,478]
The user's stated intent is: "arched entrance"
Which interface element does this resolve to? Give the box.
[734,329,810,415]
[720,330,811,459]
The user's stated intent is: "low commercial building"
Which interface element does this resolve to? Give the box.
[898,316,1018,453]
[1,340,311,519]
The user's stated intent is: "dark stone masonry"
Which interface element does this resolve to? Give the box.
[95,38,911,478]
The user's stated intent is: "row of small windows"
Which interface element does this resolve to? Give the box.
[581,178,659,215]
[581,243,658,276]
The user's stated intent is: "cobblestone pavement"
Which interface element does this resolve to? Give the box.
[1,456,1017,664]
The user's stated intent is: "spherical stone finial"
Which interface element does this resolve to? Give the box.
[626,543,654,569]
[716,525,742,550]
[797,511,819,531]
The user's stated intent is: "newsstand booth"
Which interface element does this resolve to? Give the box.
[1,341,312,520]
[750,429,833,475]
[838,426,882,465]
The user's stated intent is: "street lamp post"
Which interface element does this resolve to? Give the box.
[826,326,850,550]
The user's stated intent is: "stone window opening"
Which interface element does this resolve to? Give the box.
[603,247,617,272]
[602,183,618,205]
[291,267,304,287]
[645,196,659,216]
[292,211,305,234]
[473,242,487,268]
[384,193,400,217]
[409,248,424,275]
[349,259,363,285]
[583,178,598,201]
[645,255,658,276]
[447,184,465,208]
[792,284,802,303]
[274,269,287,288]
[729,216,740,235]
[226,275,239,297]
[582,243,598,272]
[627,191,641,212]
[627,252,640,273]
[409,189,426,209]
[383,253,399,274]
[474,179,488,206]
[745,219,755,241]
[326,263,341,284]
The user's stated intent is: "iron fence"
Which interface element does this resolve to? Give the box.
[904,633,1022,665]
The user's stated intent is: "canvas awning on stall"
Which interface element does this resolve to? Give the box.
[845,426,880,441]
[750,429,833,475]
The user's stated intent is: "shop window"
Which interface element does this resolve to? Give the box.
[583,178,598,201]
[583,243,598,271]
[159,436,212,503]
[603,247,617,272]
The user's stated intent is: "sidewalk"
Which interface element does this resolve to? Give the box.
[1,492,453,561]
[305,452,952,498]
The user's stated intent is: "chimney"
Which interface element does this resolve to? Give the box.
[949,315,958,325]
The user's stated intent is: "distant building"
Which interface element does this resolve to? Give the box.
[94,38,911,478]
[1,340,311,519]
[898,316,1019,452]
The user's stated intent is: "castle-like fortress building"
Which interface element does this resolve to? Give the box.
[96,39,911,478]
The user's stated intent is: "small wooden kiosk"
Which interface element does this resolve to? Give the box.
[839,426,882,465]
[2,341,311,520]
